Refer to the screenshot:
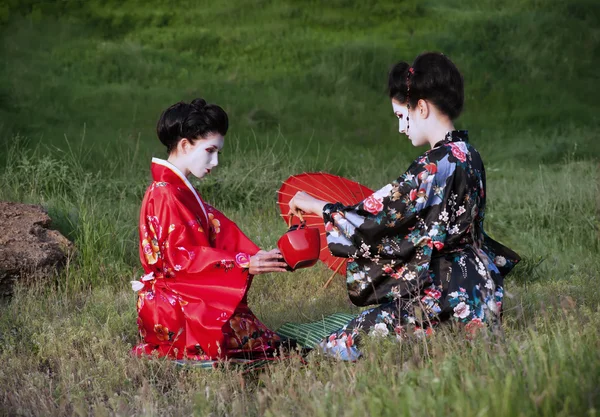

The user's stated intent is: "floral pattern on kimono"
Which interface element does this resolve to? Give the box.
[133,158,281,360]
[320,131,520,358]
[222,296,282,357]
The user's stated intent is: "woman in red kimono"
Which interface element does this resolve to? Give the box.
[132,99,288,361]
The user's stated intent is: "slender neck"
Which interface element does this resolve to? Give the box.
[427,119,456,149]
[166,154,190,177]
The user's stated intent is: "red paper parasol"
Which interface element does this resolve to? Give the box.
[277,173,374,287]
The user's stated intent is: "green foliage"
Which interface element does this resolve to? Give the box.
[1,0,599,164]
[0,0,599,415]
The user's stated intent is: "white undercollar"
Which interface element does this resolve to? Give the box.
[151,157,209,224]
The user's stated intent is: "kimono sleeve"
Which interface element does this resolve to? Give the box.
[164,223,254,277]
[205,206,260,257]
[323,146,464,305]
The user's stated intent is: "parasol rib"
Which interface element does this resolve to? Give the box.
[323,260,345,289]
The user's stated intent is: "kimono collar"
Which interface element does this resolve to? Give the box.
[150,157,209,224]
[433,130,469,148]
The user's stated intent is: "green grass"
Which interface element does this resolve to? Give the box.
[0,0,599,416]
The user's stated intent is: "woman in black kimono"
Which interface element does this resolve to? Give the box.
[288,52,520,360]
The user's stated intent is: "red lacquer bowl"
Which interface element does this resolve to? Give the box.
[277,222,321,271]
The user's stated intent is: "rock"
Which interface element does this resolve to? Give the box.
[0,201,72,296]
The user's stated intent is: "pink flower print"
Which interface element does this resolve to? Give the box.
[142,238,159,265]
[143,241,152,256]
[235,253,251,269]
[363,194,384,215]
[449,142,467,162]
[453,302,471,319]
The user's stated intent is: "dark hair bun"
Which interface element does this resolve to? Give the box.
[387,52,464,120]
[190,98,207,110]
[156,98,228,153]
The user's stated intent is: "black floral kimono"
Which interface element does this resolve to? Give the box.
[320,131,520,360]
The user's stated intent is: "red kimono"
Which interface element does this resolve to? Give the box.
[132,158,281,360]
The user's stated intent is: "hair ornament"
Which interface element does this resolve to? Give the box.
[406,67,414,131]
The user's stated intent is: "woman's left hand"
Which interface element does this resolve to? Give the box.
[249,249,288,275]
[288,191,328,219]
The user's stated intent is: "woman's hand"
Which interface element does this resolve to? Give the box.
[288,191,329,219]
[249,249,288,275]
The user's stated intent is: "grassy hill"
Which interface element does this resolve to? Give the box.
[1,0,599,164]
[0,1,599,416]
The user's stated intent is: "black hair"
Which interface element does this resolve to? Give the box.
[156,98,229,153]
[387,52,464,120]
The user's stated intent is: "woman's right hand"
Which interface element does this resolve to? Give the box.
[288,191,328,219]
[249,249,288,275]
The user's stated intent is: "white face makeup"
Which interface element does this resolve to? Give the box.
[392,100,409,135]
[184,133,224,179]
[392,99,429,147]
